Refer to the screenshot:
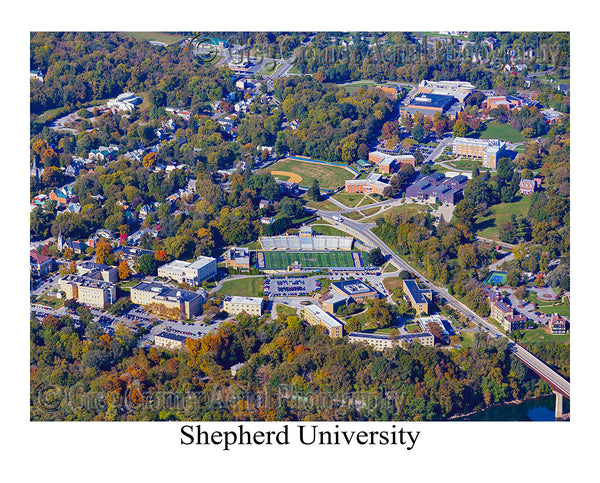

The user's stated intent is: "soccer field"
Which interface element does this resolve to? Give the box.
[257,251,363,269]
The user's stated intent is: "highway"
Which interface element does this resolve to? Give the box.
[310,208,571,399]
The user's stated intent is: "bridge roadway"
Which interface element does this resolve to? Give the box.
[310,208,570,400]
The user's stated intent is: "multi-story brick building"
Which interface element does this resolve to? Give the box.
[302,305,343,338]
[452,137,507,169]
[59,274,116,308]
[345,172,388,195]
[153,331,188,350]
[222,295,265,316]
[348,331,434,350]
[224,246,251,270]
[402,279,432,315]
[130,281,206,319]
[489,291,528,332]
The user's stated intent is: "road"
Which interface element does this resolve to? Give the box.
[309,208,570,399]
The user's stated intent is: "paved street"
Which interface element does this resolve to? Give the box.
[311,208,570,399]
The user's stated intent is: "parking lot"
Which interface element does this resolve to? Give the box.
[264,276,321,297]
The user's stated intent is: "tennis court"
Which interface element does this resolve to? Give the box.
[257,251,362,270]
[483,270,508,286]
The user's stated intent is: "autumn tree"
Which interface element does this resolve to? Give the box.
[154,249,168,262]
[95,240,114,265]
[118,260,132,280]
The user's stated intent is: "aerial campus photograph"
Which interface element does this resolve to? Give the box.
[27,29,575,432]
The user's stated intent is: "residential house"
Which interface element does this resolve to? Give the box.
[49,188,70,205]
[30,250,55,277]
[519,179,536,195]
[549,314,567,335]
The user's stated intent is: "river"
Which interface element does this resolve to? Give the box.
[454,395,570,421]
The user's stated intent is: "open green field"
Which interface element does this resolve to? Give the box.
[258,251,361,269]
[360,203,430,223]
[331,191,367,208]
[520,327,570,344]
[474,196,531,240]
[303,197,340,211]
[127,32,189,45]
[309,223,348,237]
[216,276,265,297]
[479,121,526,143]
[276,304,299,319]
[264,158,355,190]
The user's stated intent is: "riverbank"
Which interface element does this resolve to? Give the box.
[449,394,570,421]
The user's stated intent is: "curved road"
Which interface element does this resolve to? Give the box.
[309,208,570,399]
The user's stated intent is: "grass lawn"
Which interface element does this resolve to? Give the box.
[474,195,531,240]
[459,331,475,348]
[360,203,429,223]
[342,82,377,94]
[127,32,189,45]
[216,277,265,297]
[520,327,570,344]
[382,277,406,293]
[345,211,365,220]
[479,121,526,143]
[264,158,356,190]
[332,192,366,208]
[525,292,570,318]
[116,279,141,292]
[405,323,421,334]
[309,224,349,237]
[361,207,382,217]
[276,304,298,320]
[303,197,340,211]
[383,262,398,273]
[447,158,485,171]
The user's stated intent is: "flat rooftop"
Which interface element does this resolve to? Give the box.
[332,279,375,296]
[132,281,203,302]
[409,93,456,110]
[155,331,188,343]
[223,295,264,305]
[187,256,216,270]
[404,279,429,304]
[304,304,342,329]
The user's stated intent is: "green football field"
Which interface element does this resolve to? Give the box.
[257,251,362,269]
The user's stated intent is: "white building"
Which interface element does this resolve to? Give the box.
[157,256,217,286]
[107,92,143,113]
[222,296,265,316]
